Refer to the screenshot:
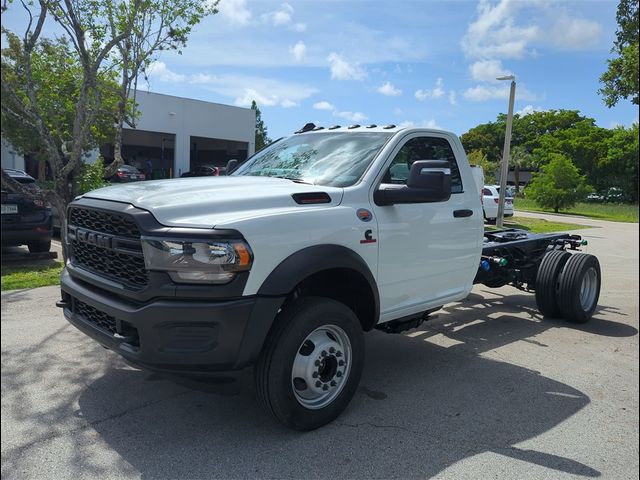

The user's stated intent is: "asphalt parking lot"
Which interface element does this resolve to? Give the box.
[1,213,638,479]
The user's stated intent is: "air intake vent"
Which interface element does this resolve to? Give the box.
[292,192,332,205]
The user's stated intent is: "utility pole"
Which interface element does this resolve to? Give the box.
[496,76,516,229]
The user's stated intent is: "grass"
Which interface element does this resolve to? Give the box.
[515,197,639,223]
[1,261,64,291]
[487,216,592,234]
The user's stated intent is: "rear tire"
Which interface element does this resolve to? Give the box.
[27,240,51,253]
[535,250,571,318]
[255,296,364,431]
[557,254,601,323]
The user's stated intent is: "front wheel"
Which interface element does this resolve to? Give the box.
[255,297,364,431]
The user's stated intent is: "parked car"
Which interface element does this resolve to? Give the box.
[180,165,220,177]
[482,185,514,223]
[1,169,52,252]
[111,164,146,183]
[586,187,624,203]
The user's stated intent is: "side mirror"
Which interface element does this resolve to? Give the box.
[375,160,452,206]
[226,159,239,174]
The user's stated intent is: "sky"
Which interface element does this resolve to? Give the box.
[3,0,639,139]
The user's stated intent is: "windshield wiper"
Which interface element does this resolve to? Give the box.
[271,175,314,185]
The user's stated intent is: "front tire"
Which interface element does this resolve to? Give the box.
[255,297,364,431]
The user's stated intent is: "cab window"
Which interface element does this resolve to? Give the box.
[383,136,463,193]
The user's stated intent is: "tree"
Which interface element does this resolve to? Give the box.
[509,145,534,193]
[106,0,218,174]
[601,123,639,202]
[252,100,271,152]
[460,123,503,163]
[599,0,639,107]
[526,154,593,213]
[1,33,119,178]
[466,149,497,184]
[1,0,130,260]
[533,120,611,192]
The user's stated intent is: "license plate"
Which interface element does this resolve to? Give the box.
[1,204,18,214]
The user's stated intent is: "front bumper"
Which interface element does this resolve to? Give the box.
[59,269,283,373]
[1,224,52,246]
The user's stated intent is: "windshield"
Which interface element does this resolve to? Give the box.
[232,132,392,187]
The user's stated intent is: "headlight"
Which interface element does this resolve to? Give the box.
[141,237,253,284]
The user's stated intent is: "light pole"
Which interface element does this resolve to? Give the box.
[496,75,516,228]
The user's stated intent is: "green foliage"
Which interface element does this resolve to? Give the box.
[1,262,64,291]
[77,157,110,194]
[526,154,593,213]
[599,0,639,106]
[1,32,119,159]
[466,149,497,183]
[251,100,271,151]
[516,197,639,223]
[461,110,639,203]
[602,123,639,202]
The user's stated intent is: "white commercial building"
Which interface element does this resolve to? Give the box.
[2,91,256,178]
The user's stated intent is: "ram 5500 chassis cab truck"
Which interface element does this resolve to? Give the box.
[58,124,601,430]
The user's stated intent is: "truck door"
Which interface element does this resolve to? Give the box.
[371,134,482,322]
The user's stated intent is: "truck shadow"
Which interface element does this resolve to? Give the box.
[65,289,636,479]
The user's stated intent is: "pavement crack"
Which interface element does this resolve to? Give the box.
[336,421,421,435]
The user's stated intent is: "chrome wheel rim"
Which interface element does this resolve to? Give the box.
[291,325,352,410]
[580,267,598,311]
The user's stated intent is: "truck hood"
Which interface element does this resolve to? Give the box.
[83,176,344,228]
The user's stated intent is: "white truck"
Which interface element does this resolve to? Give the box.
[57,123,601,430]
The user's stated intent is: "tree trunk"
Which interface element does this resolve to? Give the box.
[514,164,520,194]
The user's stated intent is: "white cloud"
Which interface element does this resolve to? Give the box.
[145,61,186,83]
[448,90,457,105]
[262,2,294,26]
[189,73,316,108]
[261,3,307,32]
[461,0,540,59]
[377,81,402,96]
[461,0,603,59]
[463,84,539,102]
[334,111,368,122]
[469,59,513,83]
[415,78,445,101]
[292,22,307,32]
[549,15,602,50]
[516,105,545,116]
[290,41,306,62]
[218,0,252,26]
[327,52,366,81]
[313,101,335,111]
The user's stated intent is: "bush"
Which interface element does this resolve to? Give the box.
[526,154,593,213]
[77,157,110,194]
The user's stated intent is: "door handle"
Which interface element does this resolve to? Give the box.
[453,209,473,218]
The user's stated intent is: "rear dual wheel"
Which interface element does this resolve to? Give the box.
[535,251,601,323]
[557,253,601,323]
